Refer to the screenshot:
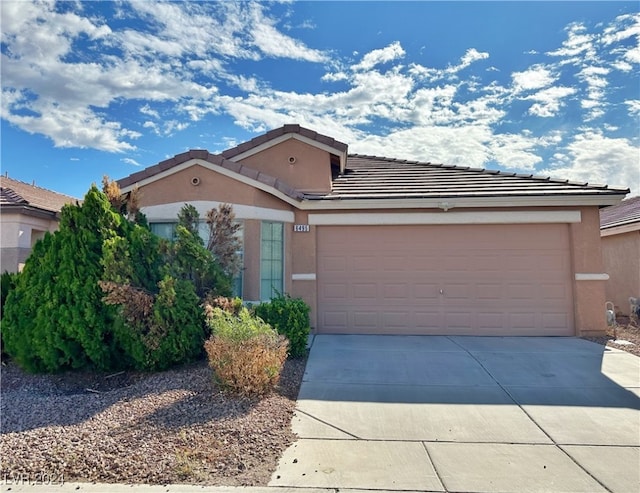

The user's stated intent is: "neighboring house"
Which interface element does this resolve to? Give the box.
[600,196,640,316]
[117,124,629,337]
[0,175,79,273]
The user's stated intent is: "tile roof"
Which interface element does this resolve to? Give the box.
[600,195,640,229]
[304,155,630,200]
[0,176,79,213]
[221,124,348,160]
[116,125,629,204]
[117,150,304,201]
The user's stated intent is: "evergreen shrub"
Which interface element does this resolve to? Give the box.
[253,293,310,358]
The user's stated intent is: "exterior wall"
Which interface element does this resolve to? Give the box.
[136,164,291,211]
[569,207,608,336]
[602,230,640,315]
[0,211,59,273]
[236,139,332,194]
[289,210,318,327]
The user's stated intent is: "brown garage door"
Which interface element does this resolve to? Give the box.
[317,224,573,336]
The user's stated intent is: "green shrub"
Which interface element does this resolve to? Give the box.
[0,271,17,317]
[204,307,288,395]
[1,188,123,373]
[103,276,205,371]
[253,293,310,358]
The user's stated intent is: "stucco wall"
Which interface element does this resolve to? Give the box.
[570,207,608,335]
[137,164,292,211]
[1,212,59,273]
[236,139,332,194]
[602,230,640,315]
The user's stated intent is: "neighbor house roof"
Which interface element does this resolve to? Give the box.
[600,195,640,230]
[0,176,78,214]
[117,125,630,206]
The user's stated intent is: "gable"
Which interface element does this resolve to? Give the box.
[232,138,333,194]
[134,163,294,212]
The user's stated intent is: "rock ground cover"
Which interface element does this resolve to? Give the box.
[0,357,305,486]
[583,318,640,357]
[2,323,638,487]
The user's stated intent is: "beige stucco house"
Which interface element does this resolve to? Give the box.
[600,196,640,317]
[0,175,79,273]
[117,125,629,337]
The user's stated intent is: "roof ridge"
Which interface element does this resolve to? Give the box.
[222,124,348,159]
[0,175,79,201]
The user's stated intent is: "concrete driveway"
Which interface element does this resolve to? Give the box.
[271,335,640,493]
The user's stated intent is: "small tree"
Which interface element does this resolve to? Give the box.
[206,204,242,280]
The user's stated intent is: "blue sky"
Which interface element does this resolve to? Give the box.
[1,1,639,199]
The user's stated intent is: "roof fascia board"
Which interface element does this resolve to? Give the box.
[228,134,348,171]
[297,194,628,210]
[119,159,301,208]
[600,222,640,236]
[141,201,294,223]
[308,210,582,226]
[0,204,59,220]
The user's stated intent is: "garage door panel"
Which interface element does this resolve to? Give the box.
[317,224,573,336]
[384,283,409,298]
[477,283,503,300]
[414,283,439,299]
[353,283,377,299]
[415,310,443,328]
[383,311,411,328]
[321,282,348,299]
[354,311,378,328]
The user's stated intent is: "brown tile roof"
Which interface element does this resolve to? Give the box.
[600,195,640,229]
[117,150,304,201]
[116,125,629,204]
[221,124,348,159]
[304,155,630,200]
[0,176,79,213]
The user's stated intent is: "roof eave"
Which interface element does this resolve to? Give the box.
[0,204,61,219]
[297,193,629,210]
[118,157,304,207]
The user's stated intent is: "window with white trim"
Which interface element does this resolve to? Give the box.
[260,221,284,300]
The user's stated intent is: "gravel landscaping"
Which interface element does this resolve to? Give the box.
[582,319,640,357]
[0,356,306,486]
[2,323,638,488]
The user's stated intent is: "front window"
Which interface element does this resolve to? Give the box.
[260,221,283,300]
[150,220,244,298]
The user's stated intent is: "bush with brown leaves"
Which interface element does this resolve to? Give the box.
[204,307,288,395]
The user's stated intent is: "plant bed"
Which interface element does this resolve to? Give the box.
[582,319,640,358]
[0,355,306,486]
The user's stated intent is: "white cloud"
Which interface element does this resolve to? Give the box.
[122,157,141,167]
[512,65,555,92]
[458,48,490,70]
[547,22,596,63]
[140,104,160,119]
[248,3,328,62]
[0,0,327,152]
[526,86,577,117]
[625,100,640,116]
[352,41,405,71]
[542,130,640,195]
[409,47,488,82]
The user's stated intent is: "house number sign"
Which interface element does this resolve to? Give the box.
[293,224,310,232]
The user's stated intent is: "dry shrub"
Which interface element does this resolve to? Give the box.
[204,334,288,395]
[204,307,288,395]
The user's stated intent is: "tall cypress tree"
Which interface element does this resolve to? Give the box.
[2,187,123,372]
